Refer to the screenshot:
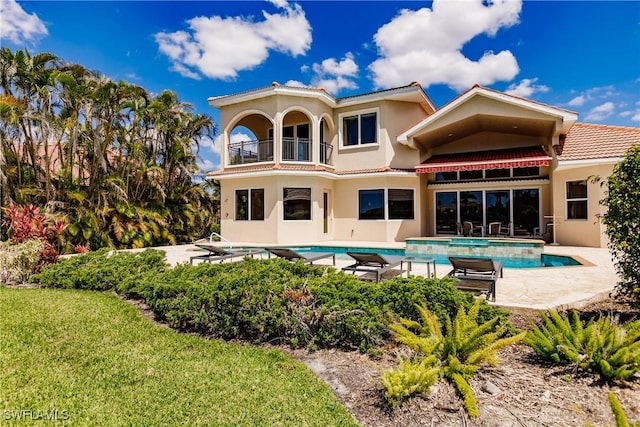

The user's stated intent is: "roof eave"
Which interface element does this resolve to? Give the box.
[208,85,337,109]
[397,86,579,146]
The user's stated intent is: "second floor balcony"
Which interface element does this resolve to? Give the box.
[228,138,333,166]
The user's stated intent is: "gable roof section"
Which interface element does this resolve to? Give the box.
[208,82,335,108]
[397,85,578,148]
[557,123,640,161]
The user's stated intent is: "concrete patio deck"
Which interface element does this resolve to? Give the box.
[150,241,619,312]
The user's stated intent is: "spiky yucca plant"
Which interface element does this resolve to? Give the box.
[525,310,640,380]
[382,299,525,417]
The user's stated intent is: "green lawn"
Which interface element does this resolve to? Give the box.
[0,287,358,426]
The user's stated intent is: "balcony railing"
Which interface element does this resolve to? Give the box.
[320,141,333,165]
[228,138,333,166]
[282,137,311,162]
[228,139,273,165]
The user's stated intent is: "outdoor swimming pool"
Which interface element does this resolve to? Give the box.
[276,245,582,269]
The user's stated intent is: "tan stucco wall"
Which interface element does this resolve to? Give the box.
[332,174,422,242]
[440,96,561,125]
[432,131,548,155]
[218,173,423,244]
[331,100,426,171]
[219,174,338,245]
[551,163,613,247]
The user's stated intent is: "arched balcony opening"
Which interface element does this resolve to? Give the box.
[227,114,273,166]
[319,117,333,166]
[281,110,312,162]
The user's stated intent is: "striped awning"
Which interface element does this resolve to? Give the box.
[416,146,551,173]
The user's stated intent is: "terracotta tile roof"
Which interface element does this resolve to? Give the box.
[417,146,550,173]
[558,123,640,161]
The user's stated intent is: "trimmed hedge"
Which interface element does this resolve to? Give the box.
[32,250,508,350]
[32,249,168,290]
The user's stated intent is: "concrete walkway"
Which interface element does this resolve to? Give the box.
[149,241,619,312]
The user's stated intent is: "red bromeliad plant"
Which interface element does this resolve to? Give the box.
[2,203,68,270]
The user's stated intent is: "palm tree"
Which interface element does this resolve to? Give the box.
[1,48,218,251]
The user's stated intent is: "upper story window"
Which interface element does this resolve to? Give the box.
[566,180,587,220]
[341,110,378,147]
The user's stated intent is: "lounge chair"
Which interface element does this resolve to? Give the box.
[190,244,264,265]
[342,252,405,283]
[265,248,335,265]
[447,256,503,301]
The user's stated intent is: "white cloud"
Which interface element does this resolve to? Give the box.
[505,78,549,98]
[309,52,359,94]
[197,158,217,172]
[369,0,522,91]
[620,102,640,123]
[567,85,617,106]
[0,0,48,44]
[155,0,311,80]
[284,80,307,87]
[568,95,586,107]
[584,102,615,122]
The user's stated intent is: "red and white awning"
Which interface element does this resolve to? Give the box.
[416,146,551,173]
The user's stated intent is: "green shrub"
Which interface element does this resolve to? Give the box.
[383,300,525,416]
[31,253,508,351]
[524,310,640,380]
[0,239,44,284]
[596,145,640,305]
[31,249,168,290]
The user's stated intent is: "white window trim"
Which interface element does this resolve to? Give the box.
[565,179,588,221]
[338,107,380,149]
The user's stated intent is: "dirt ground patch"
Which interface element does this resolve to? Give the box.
[283,297,640,427]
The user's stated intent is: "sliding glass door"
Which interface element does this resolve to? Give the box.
[486,190,510,225]
[513,189,540,235]
[434,188,540,236]
[435,192,457,234]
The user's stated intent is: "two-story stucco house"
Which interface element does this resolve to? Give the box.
[207,82,639,247]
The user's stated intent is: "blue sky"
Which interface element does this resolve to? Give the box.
[1,0,639,172]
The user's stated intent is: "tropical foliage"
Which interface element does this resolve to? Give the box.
[2,203,67,269]
[0,48,218,250]
[524,310,640,381]
[596,144,640,305]
[382,300,525,416]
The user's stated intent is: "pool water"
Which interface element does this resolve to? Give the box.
[281,246,582,269]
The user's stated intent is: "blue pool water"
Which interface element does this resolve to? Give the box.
[278,246,582,269]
